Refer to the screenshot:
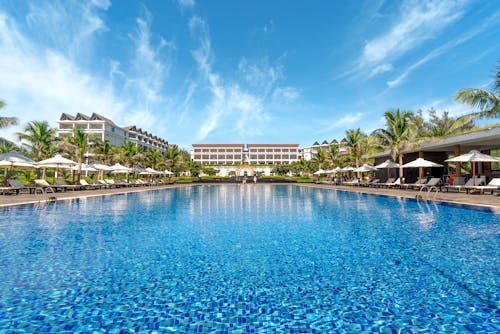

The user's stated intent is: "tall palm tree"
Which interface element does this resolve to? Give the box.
[119,142,140,167]
[67,128,89,182]
[17,121,57,161]
[312,148,329,170]
[165,146,181,174]
[94,139,112,164]
[372,109,413,178]
[0,100,18,147]
[455,63,500,120]
[145,149,164,170]
[344,128,366,168]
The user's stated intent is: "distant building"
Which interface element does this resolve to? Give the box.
[57,113,169,153]
[191,144,299,165]
[300,139,348,160]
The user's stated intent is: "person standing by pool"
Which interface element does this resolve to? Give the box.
[253,175,257,184]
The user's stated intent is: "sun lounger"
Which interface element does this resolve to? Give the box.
[343,178,360,186]
[371,178,394,188]
[413,177,442,190]
[56,179,83,191]
[1,179,31,195]
[445,176,485,193]
[34,179,65,192]
[80,179,101,190]
[442,176,466,192]
[465,178,500,194]
[399,178,427,190]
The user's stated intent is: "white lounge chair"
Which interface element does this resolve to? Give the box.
[465,178,500,194]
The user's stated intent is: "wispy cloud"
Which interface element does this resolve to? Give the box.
[177,0,195,10]
[340,0,468,81]
[188,15,296,142]
[386,9,500,88]
[123,9,175,129]
[0,5,127,142]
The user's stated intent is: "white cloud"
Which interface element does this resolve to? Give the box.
[369,63,393,77]
[386,9,500,88]
[177,0,195,10]
[361,0,465,66]
[0,8,129,143]
[189,16,296,142]
[272,87,301,102]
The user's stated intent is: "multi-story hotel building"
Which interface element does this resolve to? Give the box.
[191,144,245,165]
[191,144,299,165]
[57,113,169,153]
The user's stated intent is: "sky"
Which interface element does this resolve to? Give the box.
[0,0,499,150]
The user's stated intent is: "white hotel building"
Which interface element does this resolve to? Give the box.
[191,144,300,165]
[57,113,169,153]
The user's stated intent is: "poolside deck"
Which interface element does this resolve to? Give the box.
[0,183,499,212]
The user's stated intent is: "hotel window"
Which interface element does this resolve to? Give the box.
[266,149,273,152]
[274,155,281,159]
[274,149,281,152]
[202,149,209,152]
[235,155,241,159]
[258,149,265,153]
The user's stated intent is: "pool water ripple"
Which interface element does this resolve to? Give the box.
[0,184,498,332]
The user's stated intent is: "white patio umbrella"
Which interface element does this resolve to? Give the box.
[375,159,400,179]
[313,169,326,175]
[145,167,161,174]
[340,166,354,172]
[110,163,132,173]
[402,157,443,180]
[71,163,97,172]
[401,158,443,168]
[354,164,378,172]
[445,150,500,176]
[38,154,77,179]
[164,170,174,175]
[91,162,112,180]
[0,152,38,184]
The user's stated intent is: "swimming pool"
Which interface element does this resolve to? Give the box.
[0,184,498,332]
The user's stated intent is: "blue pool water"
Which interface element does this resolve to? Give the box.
[0,184,498,332]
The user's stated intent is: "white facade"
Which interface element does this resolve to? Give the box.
[300,140,348,161]
[191,144,245,165]
[191,144,299,165]
[57,113,169,153]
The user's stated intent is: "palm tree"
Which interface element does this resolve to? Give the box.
[0,100,18,147]
[119,142,140,167]
[372,109,413,179]
[17,121,57,161]
[145,149,164,170]
[165,146,181,174]
[312,148,329,170]
[424,109,475,137]
[455,63,500,120]
[344,128,366,168]
[67,129,89,182]
[94,139,112,164]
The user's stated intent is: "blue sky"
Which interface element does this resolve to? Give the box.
[0,0,499,150]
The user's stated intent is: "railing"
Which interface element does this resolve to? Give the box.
[34,187,57,203]
[416,185,440,201]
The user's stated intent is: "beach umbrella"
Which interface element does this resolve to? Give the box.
[0,151,36,165]
[313,169,326,175]
[38,154,77,179]
[110,163,132,173]
[0,152,38,184]
[402,157,443,179]
[445,150,500,176]
[354,164,378,172]
[91,162,112,180]
[71,163,97,172]
[92,163,113,171]
[163,170,173,175]
[340,166,354,172]
[375,159,400,179]
[401,158,443,168]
